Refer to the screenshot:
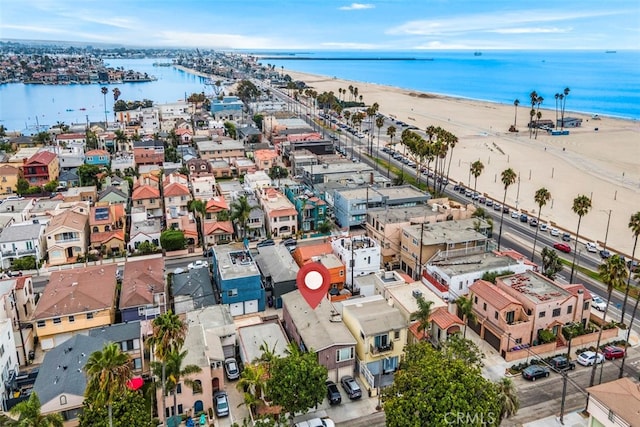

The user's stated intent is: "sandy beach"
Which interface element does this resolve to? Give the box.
[284,70,640,258]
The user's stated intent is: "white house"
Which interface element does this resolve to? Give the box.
[244,170,272,192]
[0,276,37,366]
[190,176,217,201]
[0,223,45,269]
[128,218,162,252]
[331,236,381,288]
[0,319,19,407]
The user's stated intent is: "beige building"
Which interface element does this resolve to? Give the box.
[0,164,22,196]
[44,207,90,266]
[196,138,245,161]
[258,188,297,237]
[586,378,640,426]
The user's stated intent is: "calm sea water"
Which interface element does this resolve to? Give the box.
[259,50,640,121]
[1,51,638,133]
[0,58,209,134]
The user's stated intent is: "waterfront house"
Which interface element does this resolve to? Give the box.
[0,222,45,269]
[32,264,118,350]
[341,295,408,397]
[210,243,265,316]
[84,149,110,167]
[282,291,357,382]
[119,256,166,322]
[0,276,37,366]
[44,208,89,266]
[0,164,22,196]
[23,151,59,186]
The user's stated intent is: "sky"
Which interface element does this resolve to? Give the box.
[1,0,639,51]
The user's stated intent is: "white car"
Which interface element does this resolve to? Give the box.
[586,242,598,253]
[550,228,560,237]
[294,418,335,427]
[511,210,520,219]
[539,223,549,232]
[591,295,606,311]
[577,351,604,366]
[187,260,208,270]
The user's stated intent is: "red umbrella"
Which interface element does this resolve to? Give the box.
[127,376,144,391]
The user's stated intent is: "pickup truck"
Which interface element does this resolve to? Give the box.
[549,356,576,372]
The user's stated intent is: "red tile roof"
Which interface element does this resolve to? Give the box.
[163,182,190,197]
[469,279,522,310]
[90,230,125,245]
[204,221,234,235]
[26,150,57,166]
[85,149,109,157]
[119,257,165,309]
[132,184,160,200]
[206,196,229,212]
[293,242,333,266]
[429,306,464,330]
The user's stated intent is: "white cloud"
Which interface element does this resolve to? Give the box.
[156,31,274,49]
[339,3,374,11]
[321,41,382,49]
[492,27,570,34]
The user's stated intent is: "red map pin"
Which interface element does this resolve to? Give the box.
[296,262,331,309]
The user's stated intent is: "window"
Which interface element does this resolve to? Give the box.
[583,301,590,311]
[176,383,182,394]
[459,281,463,290]
[68,315,75,323]
[394,330,400,340]
[482,302,487,311]
[506,311,515,324]
[539,311,546,318]
[515,338,522,344]
[53,317,61,324]
[339,270,344,277]
[494,311,498,320]
[60,395,67,405]
[37,320,45,328]
[474,296,478,304]
[0,344,4,357]
[138,307,145,316]
[552,308,561,317]
[336,347,354,362]
[133,358,142,370]
[86,312,94,320]
[192,379,203,394]
[228,289,238,297]
[567,305,573,314]
[177,404,183,415]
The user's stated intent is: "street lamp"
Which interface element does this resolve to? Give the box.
[600,209,612,253]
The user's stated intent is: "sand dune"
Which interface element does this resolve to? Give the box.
[285,70,640,257]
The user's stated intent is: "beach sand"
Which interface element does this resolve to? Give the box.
[284,70,640,257]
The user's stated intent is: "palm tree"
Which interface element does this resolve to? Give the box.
[530,188,551,262]
[620,211,640,323]
[541,247,563,280]
[513,99,520,129]
[386,125,396,178]
[497,168,517,250]
[590,255,628,386]
[620,267,640,378]
[415,294,434,341]
[5,392,63,427]
[534,96,544,139]
[456,296,476,338]
[560,87,570,130]
[112,87,121,123]
[375,115,385,169]
[237,363,267,402]
[152,349,202,422]
[101,86,109,126]
[84,342,132,427]
[554,93,560,125]
[146,311,187,426]
[114,129,128,153]
[230,195,257,241]
[495,377,519,421]
[470,160,484,204]
[188,199,207,249]
[569,195,592,282]
[528,91,538,138]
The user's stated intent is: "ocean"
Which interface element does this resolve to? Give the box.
[0,50,638,133]
[256,50,640,121]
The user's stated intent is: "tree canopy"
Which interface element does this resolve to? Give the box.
[266,343,327,417]
[160,229,186,251]
[79,389,152,427]
[383,340,501,427]
[236,80,260,103]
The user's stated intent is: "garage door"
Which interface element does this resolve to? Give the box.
[244,300,258,314]
[483,328,501,352]
[336,365,354,383]
[54,333,73,348]
[40,338,54,351]
[223,345,235,359]
[229,302,244,316]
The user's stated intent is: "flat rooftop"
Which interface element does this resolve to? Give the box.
[302,162,372,175]
[430,251,524,276]
[386,281,447,315]
[500,271,571,304]
[238,322,289,364]
[214,244,261,280]
[404,218,488,245]
[368,205,440,223]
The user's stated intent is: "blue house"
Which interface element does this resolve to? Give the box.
[210,96,243,120]
[284,185,328,232]
[211,243,265,316]
[85,149,111,166]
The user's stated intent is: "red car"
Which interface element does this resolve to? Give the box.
[553,243,571,253]
[602,346,625,360]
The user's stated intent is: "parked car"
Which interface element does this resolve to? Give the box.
[577,351,604,366]
[562,232,572,242]
[503,206,510,214]
[256,239,275,248]
[485,200,494,207]
[224,357,240,381]
[539,223,549,232]
[187,260,208,270]
[591,295,607,311]
[294,418,335,427]
[477,196,486,204]
[326,380,341,405]
[522,365,550,381]
[550,228,560,237]
[602,346,625,360]
[511,210,520,219]
[627,259,639,272]
[520,214,529,223]
[214,391,230,417]
[529,218,539,227]
[493,203,502,211]
[586,242,598,253]
[340,375,362,400]
[553,242,571,253]
[549,356,576,372]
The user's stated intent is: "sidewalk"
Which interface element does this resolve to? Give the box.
[521,410,588,427]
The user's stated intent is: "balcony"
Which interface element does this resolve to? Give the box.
[2,248,36,257]
[54,237,80,243]
[370,341,394,355]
